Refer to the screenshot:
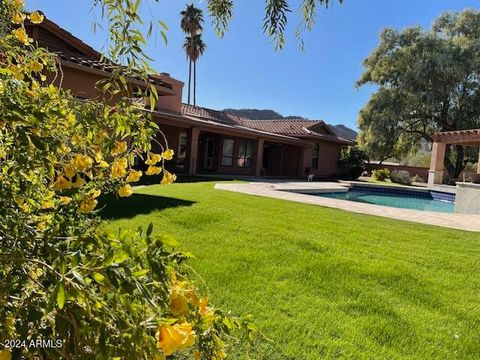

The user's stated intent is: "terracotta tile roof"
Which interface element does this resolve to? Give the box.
[235,118,323,135]
[234,119,353,143]
[58,54,173,89]
[181,104,239,125]
[181,105,354,144]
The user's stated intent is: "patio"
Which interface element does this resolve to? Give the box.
[428,129,480,214]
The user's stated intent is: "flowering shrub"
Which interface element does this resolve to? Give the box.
[390,170,413,185]
[0,1,256,359]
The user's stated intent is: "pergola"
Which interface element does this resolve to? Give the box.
[428,129,480,186]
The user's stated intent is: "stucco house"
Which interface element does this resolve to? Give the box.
[25,16,354,179]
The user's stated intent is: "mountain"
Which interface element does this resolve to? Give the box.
[329,124,358,141]
[222,108,357,141]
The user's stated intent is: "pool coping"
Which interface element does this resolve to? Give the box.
[214,182,480,232]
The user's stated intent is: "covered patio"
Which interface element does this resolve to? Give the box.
[428,129,480,214]
[428,129,480,186]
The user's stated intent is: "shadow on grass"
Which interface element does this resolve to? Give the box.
[136,174,238,185]
[100,193,195,220]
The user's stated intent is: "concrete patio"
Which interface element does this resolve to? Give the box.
[214,181,480,232]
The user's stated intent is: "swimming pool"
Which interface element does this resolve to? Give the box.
[308,186,455,213]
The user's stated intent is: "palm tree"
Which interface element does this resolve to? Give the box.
[183,34,206,106]
[180,4,204,105]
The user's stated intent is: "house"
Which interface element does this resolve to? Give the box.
[25,16,354,179]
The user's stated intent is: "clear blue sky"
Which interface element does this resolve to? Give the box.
[26,0,479,129]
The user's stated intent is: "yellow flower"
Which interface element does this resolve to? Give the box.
[162,149,174,161]
[157,322,196,356]
[161,170,177,185]
[111,158,128,178]
[145,165,161,176]
[0,80,4,95]
[145,152,162,165]
[216,348,227,359]
[11,11,26,24]
[8,64,24,80]
[94,150,103,163]
[98,160,109,168]
[71,134,83,146]
[199,296,208,317]
[88,189,102,198]
[11,0,25,9]
[28,11,44,24]
[41,199,55,209]
[111,140,127,155]
[64,164,76,178]
[59,196,72,205]
[79,196,97,213]
[118,184,133,197]
[169,281,199,317]
[72,175,85,189]
[12,27,32,46]
[36,222,47,231]
[54,175,72,191]
[28,60,43,72]
[126,169,142,183]
[73,154,93,172]
[58,144,71,155]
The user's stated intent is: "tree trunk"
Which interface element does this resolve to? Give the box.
[444,145,465,181]
[187,60,192,105]
[193,60,197,106]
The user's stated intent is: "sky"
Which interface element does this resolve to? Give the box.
[25,0,479,130]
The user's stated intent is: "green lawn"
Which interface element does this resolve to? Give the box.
[102,181,480,359]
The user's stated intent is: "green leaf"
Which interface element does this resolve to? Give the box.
[157,235,179,247]
[57,282,66,309]
[146,222,153,237]
[132,269,149,277]
[93,273,106,283]
[71,271,87,286]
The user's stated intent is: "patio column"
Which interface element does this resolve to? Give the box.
[428,141,446,186]
[188,127,200,175]
[477,148,480,174]
[302,145,313,175]
[255,138,265,177]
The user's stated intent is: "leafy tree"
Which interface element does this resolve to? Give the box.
[357,10,480,179]
[337,146,367,180]
[181,4,204,105]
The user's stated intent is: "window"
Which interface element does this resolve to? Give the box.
[237,140,253,168]
[221,139,234,166]
[177,132,187,166]
[312,144,319,169]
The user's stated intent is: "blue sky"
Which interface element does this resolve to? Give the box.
[26,0,479,129]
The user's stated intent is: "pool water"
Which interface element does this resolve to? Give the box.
[316,190,454,213]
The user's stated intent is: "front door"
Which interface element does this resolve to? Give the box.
[203,138,215,170]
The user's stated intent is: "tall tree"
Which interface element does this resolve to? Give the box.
[183,34,206,106]
[357,10,480,179]
[180,4,204,105]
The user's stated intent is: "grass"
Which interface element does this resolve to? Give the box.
[103,181,480,359]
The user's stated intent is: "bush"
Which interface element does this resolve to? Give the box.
[0,4,255,359]
[411,174,426,183]
[338,146,368,180]
[372,168,390,181]
[390,170,413,185]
